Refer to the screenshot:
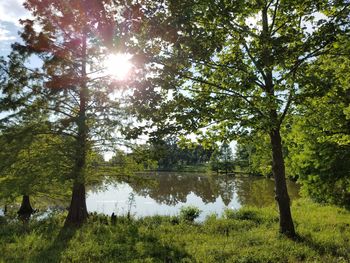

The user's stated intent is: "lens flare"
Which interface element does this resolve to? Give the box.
[104,53,133,80]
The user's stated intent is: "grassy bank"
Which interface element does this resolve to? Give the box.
[155,164,210,173]
[0,199,349,263]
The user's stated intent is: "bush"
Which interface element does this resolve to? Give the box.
[224,207,279,225]
[179,206,201,222]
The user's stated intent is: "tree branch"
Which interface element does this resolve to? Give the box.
[241,40,267,84]
[269,0,279,33]
[278,89,294,127]
[178,73,266,118]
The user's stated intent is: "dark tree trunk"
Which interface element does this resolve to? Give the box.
[269,128,296,237]
[18,195,34,222]
[64,129,88,227]
[64,181,88,227]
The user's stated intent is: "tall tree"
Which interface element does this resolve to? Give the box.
[2,0,140,226]
[131,0,349,236]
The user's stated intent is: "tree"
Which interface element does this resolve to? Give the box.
[132,137,213,171]
[107,149,155,176]
[1,0,141,226]
[131,0,349,236]
[219,142,234,173]
[285,116,350,208]
[234,133,273,177]
[285,39,350,208]
[127,145,159,171]
[209,149,220,173]
[0,126,73,220]
[0,50,73,219]
[210,142,234,173]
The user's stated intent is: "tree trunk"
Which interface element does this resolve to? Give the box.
[64,29,89,227]
[18,195,34,221]
[64,129,88,227]
[269,128,296,237]
[64,181,88,227]
[262,6,295,236]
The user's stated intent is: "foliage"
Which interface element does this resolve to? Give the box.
[131,137,213,171]
[179,206,201,222]
[234,132,273,177]
[0,0,146,224]
[283,39,350,208]
[0,199,349,262]
[0,134,73,201]
[127,145,159,171]
[0,113,74,205]
[130,0,349,142]
[105,149,157,178]
[285,116,350,208]
[130,0,350,235]
[209,142,234,173]
[209,149,220,173]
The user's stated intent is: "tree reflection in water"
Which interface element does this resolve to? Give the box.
[126,172,299,208]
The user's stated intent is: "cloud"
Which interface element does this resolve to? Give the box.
[0,0,30,54]
[0,25,16,41]
[0,0,31,25]
[0,22,19,55]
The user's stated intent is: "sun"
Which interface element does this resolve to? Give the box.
[104,53,133,80]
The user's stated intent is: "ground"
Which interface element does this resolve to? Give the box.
[0,199,349,262]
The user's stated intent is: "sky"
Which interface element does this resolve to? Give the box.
[0,0,30,57]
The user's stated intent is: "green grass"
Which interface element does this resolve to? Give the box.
[0,199,349,262]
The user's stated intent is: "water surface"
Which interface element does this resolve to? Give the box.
[87,173,300,220]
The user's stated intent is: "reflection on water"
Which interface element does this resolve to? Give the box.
[87,173,300,220]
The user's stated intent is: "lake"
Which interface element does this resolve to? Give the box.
[86,172,300,220]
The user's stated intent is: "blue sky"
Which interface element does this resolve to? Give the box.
[0,0,31,58]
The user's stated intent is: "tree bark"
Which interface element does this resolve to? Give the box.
[65,111,88,227]
[269,128,296,237]
[17,195,34,221]
[65,124,88,227]
[64,181,88,227]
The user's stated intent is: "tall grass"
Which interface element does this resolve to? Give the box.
[0,199,349,262]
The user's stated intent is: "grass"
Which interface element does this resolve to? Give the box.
[0,199,349,262]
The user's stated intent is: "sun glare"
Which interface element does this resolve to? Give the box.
[104,53,133,80]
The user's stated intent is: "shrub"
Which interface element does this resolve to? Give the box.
[179,206,201,222]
